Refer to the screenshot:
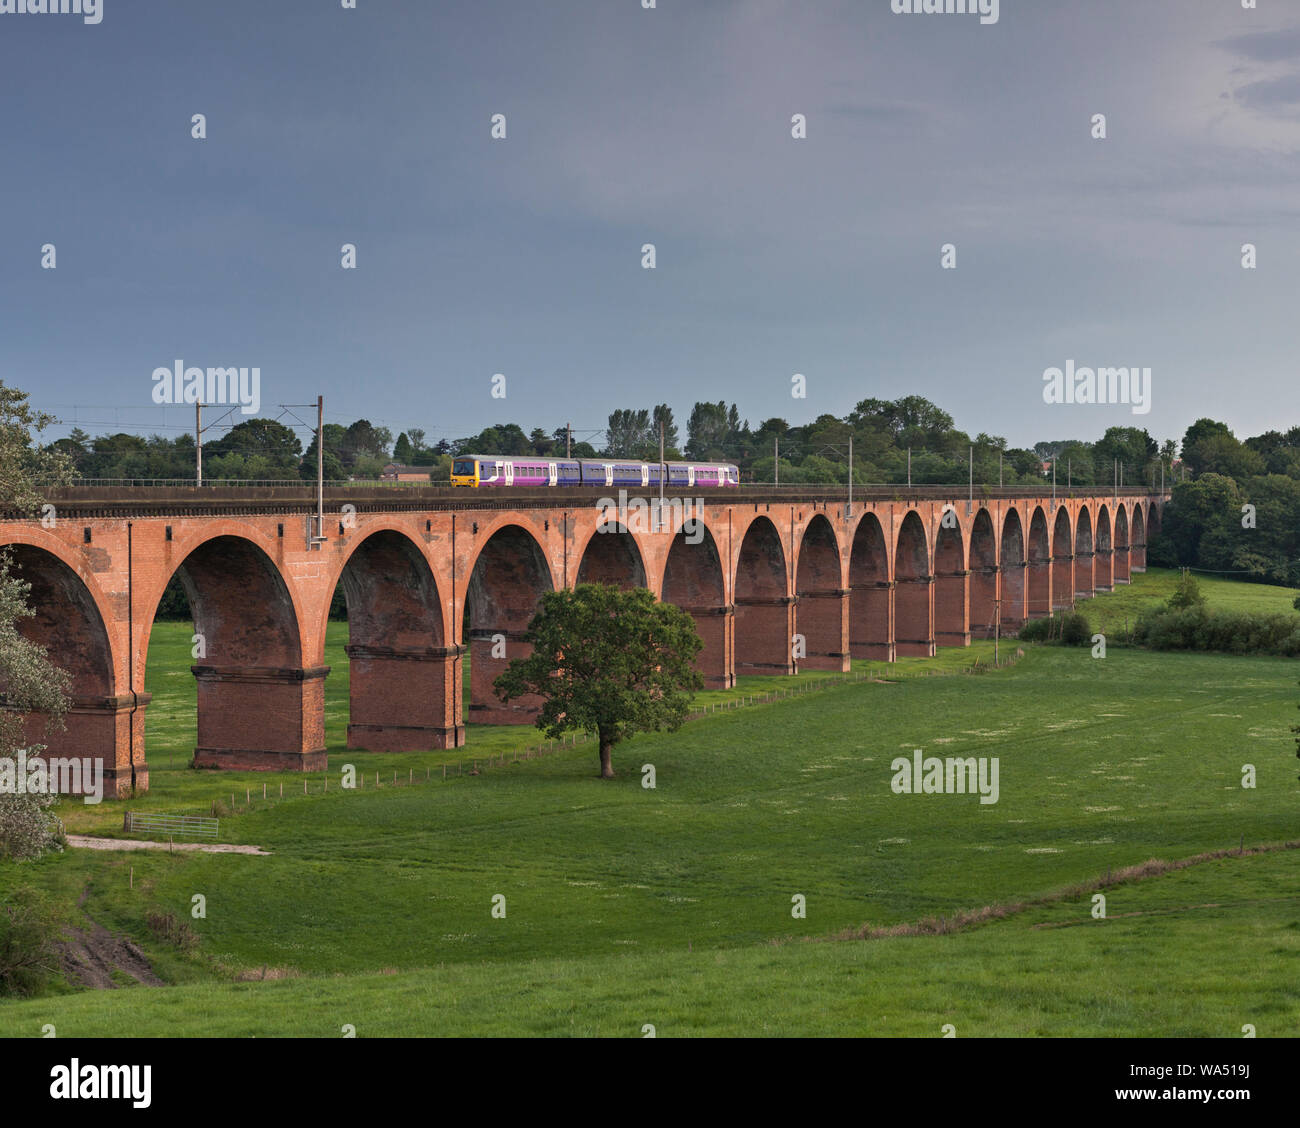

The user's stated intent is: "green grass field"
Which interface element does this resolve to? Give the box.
[2,567,1298,1036]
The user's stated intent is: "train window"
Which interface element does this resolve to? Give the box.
[453,459,475,476]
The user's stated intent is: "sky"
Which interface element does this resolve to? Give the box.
[2,0,1298,454]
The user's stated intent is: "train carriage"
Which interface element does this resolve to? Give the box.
[451,455,738,488]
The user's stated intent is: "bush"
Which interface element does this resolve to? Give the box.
[146,910,199,953]
[1133,605,1300,656]
[1058,612,1092,646]
[1016,617,1053,643]
[0,887,64,998]
[1292,594,1300,612]
[1015,611,1092,646]
[0,790,65,861]
[1168,571,1206,610]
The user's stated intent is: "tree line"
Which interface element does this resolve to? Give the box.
[48,395,1173,488]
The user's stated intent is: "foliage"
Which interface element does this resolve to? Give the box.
[1015,611,1091,646]
[0,887,64,997]
[1167,571,1206,610]
[493,584,703,777]
[0,383,72,860]
[1132,605,1300,656]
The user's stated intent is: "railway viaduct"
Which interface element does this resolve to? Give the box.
[0,485,1164,797]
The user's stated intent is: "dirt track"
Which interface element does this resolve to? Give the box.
[67,835,270,855]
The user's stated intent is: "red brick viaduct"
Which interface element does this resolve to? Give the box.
[0,485,1164,797]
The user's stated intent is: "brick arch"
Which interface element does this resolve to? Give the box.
[463,523,556,725]
[661,522,730,688]
[575,525,648,589]
[969,509,998,639]
[795,513,847,671]
[849,511,892,660]
[999,507,1027,630]
[1052,507,1073,610]
[331,529,462,752]
[895,510,934,656]
[734,515,793,675]
[140,521,306,680]
[1074,506,1094,599]
[1132,504,1147,571]
[1,543,131,794]
[934,515,968,648]
[156,533,322,773]
[1114,504,1131,583]
[1094,506,1114,591]
[1027,506,1050,619]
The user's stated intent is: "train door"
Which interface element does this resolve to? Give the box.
[640,464,649,487]
[548,462,558,486]
[604,463,614,487]
[504,461,515,486]
[687,465,695,487]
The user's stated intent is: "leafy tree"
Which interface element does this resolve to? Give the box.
[529,428,555,456]
[0,382,73,860]
[652,404,679,453]
[605,409,653,457]
[393,432,413,464]
[493,584,703,778]
[340,419,392,467]
[685,401,733,459]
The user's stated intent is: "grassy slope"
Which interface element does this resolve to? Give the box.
[2,567,1298,1035]
[3,849,1295,1037]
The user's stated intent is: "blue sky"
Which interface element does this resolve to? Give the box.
[2,0,1298,452]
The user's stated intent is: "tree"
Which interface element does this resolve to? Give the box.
[393,432,413,464]
[652,404,679,453]
[493,584,704,778]
[686,401,743,460]
[0,382,73,859]
[605,409,653,457]
[340,419,391,467]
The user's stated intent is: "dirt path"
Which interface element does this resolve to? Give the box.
[67,834,270,855]
[59,886,164,990]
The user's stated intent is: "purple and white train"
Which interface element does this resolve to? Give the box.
[451,455,739,488]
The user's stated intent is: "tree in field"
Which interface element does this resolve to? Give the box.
[493,584,704,778]
[0,381,73,859]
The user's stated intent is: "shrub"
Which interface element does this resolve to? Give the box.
[1015,611,1091,646]
[1133,605,1300,656]
[0,786,65,862]
[1058,612,1092,646]
[146,910,199,953]
[0,887,64,998]
[1015,617,1053,643]
[1168,571,1206,610]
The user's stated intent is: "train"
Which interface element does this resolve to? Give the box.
[450,454,739,488]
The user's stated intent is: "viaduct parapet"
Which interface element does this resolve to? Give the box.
[0,485,1165,796]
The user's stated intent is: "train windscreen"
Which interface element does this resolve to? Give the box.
[452,459,475,476]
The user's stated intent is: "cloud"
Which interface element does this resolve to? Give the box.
[1216,28,1300,63]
